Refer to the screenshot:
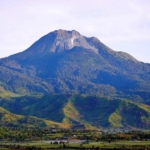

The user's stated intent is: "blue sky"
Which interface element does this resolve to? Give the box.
[0,0,150,63]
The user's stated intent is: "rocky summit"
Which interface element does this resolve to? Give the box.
[0,29,150,129]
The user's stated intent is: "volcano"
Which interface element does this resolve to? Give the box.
[0,29,150,129]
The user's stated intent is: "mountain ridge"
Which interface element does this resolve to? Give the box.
[0,94,150,129]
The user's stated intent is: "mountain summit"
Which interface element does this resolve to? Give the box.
[11,29,137,60]
[0,29,150,103]
[12,29,100,57]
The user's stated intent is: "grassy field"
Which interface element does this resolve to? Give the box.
[1,140,150,149]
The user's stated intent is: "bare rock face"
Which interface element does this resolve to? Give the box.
[50,30,82,52]
[46,29,99,54]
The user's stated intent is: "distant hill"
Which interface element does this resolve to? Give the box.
[0,29,150,129]
[0,105,70,128]
[0,94,150,129]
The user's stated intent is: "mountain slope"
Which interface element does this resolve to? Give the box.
[0,105,70,128]
[0,29,150,103]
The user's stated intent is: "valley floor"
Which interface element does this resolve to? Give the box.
[0,127,150,149]
[1,140,150,149]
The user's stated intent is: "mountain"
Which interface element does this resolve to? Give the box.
[1,29,150,102]
[0,29,150,129]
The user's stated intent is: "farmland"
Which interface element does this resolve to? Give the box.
[0,127,150,149]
